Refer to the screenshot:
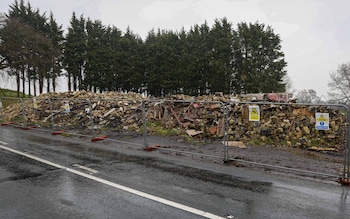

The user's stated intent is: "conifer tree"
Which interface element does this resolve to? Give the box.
[232,22,287,94]
[64,12,87,91]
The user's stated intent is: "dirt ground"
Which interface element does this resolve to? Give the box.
[101,133,347,182]
[6,124,348,183]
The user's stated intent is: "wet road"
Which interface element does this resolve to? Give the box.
[0,126,349,219]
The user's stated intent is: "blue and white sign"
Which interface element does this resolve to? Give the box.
[315,113,329,130]
[64,102,70,113]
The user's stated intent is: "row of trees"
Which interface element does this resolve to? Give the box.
[63,12,287,96]
[0,0,287,97]
[0,0,63,97]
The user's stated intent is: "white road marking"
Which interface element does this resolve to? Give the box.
[0,144,224,219]
[72,164,99,174]
[0,140,8,145]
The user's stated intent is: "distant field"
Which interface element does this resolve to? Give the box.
[0,88,19,97]
[0,88,25,108]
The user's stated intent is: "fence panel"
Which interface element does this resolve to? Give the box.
[0,97,26,127]
[1,96,349,181]
[225,101,348,179]
[26,97,53,130]
[142,99,227,160]
[87,98,144,143]
[45,98,93,137]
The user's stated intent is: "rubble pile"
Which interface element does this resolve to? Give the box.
[1,91,346,150]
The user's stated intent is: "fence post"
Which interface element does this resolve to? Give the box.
[0,97,3,123]
[142,100,149,147]
[87,98,95,138]
[223,102,229,161]
[21,98,26,128]
[48,98,55,131]
[345,106,350,180]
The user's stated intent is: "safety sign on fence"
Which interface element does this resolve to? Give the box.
[33,98,38,109]
[64,101,70,113]
[315,112,329,130]
[249,105,260,122]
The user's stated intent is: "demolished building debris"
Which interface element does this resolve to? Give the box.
[0,91,346,151]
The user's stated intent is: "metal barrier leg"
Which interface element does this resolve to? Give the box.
[142,101,149,148]
[0,97,3,124]
[88,98,95,138]
[223,103,229,161]
[21,98,26,128]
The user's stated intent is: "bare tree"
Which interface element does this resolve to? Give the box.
[0,12,6,70]
[282,74,296,94]
[328,63,350,104]
[295,89,319,103]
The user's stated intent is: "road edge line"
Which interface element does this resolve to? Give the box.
[0,144,225,219]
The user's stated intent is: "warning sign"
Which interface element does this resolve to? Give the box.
[249,106,260,122]
[33,98,38,109]
[64,102,70,113]
[315,113,329,130]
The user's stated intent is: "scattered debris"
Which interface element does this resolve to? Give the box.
[0,91,346,151]
[186,129,203,137]
[223,141,247,149]
[307,146,337,152]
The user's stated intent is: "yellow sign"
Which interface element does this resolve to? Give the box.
[317,114,328,122]
[33,98,38,109]
[249,106,260,122]
[315,113,329,130]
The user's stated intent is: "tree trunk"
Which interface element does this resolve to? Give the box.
[73,76,77,91]
[21,68,25,98]
[67,72,71,92]
[33,78,37,97]
[52,76,56,92]
[47,78,50,93]
[28,76,31,97]
[39,74,44,94]
[16,71,20,98]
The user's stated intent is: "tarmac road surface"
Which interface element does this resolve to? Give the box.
[0,126,349,219]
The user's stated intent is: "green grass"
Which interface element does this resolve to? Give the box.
[0,88,23,97]
[0,88,27,108]
[145,121,182,136]
[248,137,274,146]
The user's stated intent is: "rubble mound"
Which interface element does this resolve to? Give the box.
[1,91,346,152]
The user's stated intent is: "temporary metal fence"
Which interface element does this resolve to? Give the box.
[142,99,227,160]
[0,97,27,128]
[226,101,349,184]
[0,96,349,184]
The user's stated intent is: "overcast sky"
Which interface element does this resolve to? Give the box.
[1,0,350,98]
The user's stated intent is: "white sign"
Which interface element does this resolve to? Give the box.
[64,102,70,113]
[249,106,260,122]
[33,98,38,109]
[315,113,329,130]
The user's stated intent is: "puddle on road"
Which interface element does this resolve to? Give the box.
[6,173,43,182]
[9,130,273,194]
[86,146,273,193]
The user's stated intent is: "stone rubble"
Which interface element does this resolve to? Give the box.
[1,91,346,151]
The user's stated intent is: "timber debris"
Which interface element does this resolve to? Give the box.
[0,91,346,151]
